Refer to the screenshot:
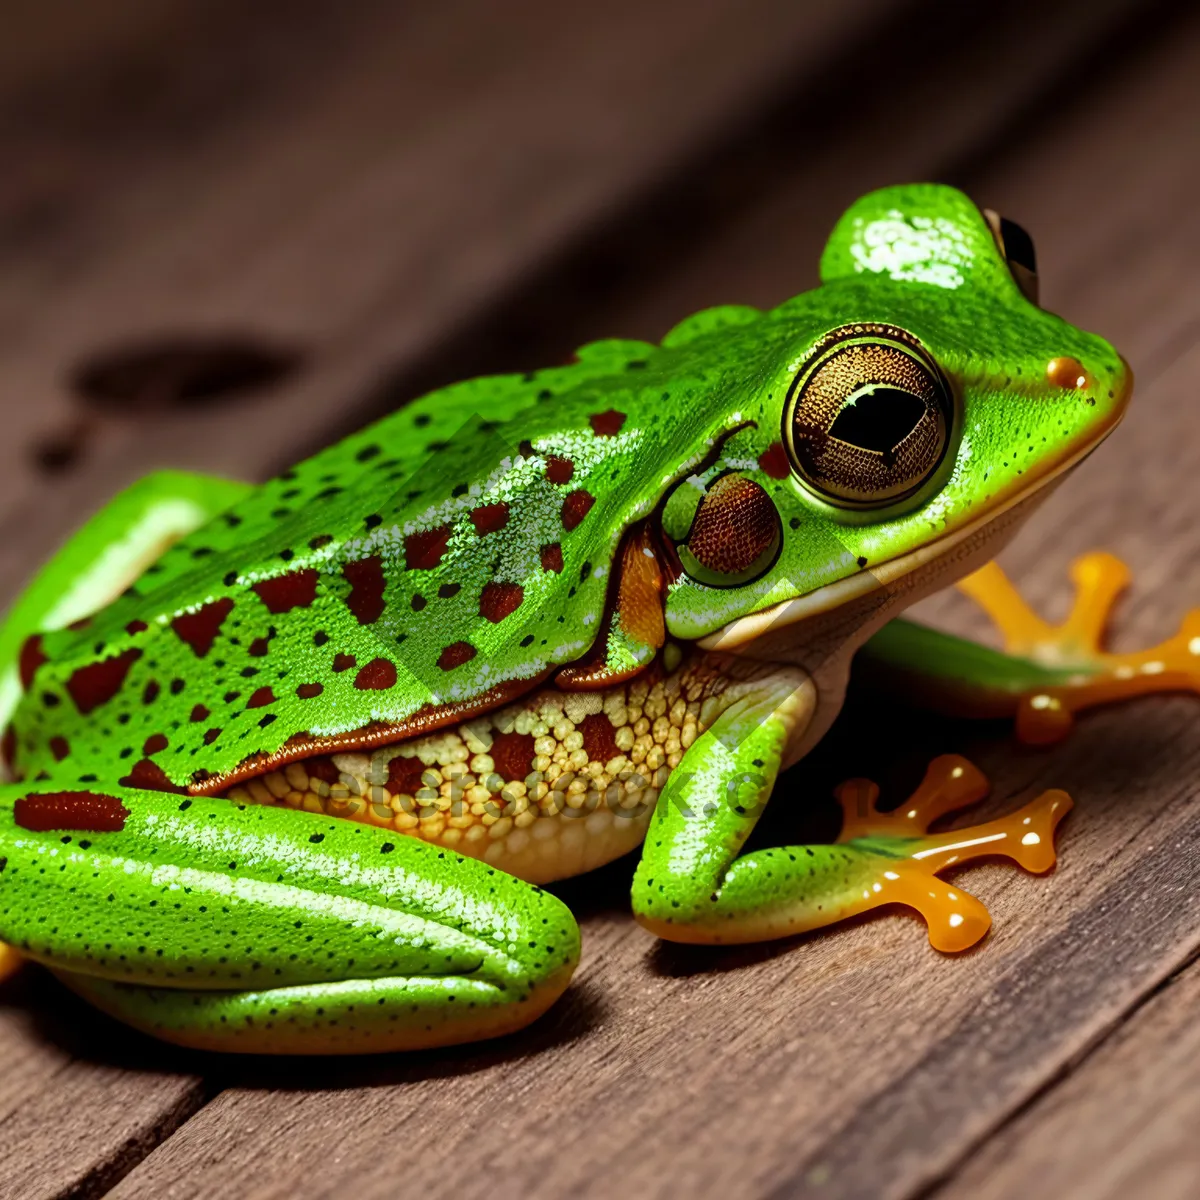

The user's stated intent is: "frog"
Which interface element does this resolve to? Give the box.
[0,182,1189,1056]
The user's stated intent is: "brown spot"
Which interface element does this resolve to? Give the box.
[49,736,70,762]
[687,474,781,577]
[306,756,340,784]
[479,582,524,623]
[540,543,563,573]
[248,686,276,708]
[252,569,319,614]
[172,598,235,657]
[491,731,535,782]
[545,456,574,484]
[120,759,186,793]
[758,441,790,480]
[470,502,509,535]
[297,683,324,699]
[18,635,46,690]
[143,733,169,755]
[248,637,270,657]
[561,490,595,531]
[386,755,425,795]
[125,619,149,635]
[437,642,476,670]
[590,409,626,437]
[66,648,142,715]
[190,704,210,722]
[332,653,356,672]
[405,525,452,570]
[14,791,129,833]
[343,556,386,625]
[355,658,397,691]
[204,728,222,745]
[580,712,619,764]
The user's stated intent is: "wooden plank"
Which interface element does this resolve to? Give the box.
[103,2,1200,1199]
[0,3,908,1196]
[938,957,1200,1200]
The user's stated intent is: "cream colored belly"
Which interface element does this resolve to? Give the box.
[227,654,748,883]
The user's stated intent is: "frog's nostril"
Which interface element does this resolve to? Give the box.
[1046,357,1093,392]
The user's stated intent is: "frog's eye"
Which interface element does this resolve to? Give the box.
[783,324,953,509]
[984,208,1039,305]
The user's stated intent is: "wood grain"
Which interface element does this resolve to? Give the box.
[103,2,1200,1199]
[939,956,1200,1199]
[1,0,1198,1196]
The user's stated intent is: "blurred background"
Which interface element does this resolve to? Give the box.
[0,1,1198,1197]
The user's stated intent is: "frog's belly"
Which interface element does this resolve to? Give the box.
[224,656,736,884]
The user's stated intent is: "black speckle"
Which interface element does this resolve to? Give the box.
[365,514,382,529]
[380,843,395,854]
[309,833,324,844]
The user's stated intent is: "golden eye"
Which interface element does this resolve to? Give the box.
[783,324,953,509]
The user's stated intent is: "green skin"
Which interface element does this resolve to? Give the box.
[0,185,1129,1053]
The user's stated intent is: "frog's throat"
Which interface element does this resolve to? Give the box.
[698,420,1119,654]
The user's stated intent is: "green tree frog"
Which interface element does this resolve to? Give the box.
[0,184,1184,1055]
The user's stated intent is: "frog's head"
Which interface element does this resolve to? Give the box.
[662,183,1131,649]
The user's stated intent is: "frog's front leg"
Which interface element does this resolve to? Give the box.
[0,787,579,1054]
[631,673,1070,951]
[860,552,1200,745]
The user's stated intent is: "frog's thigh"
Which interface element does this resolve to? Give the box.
[632,680,1069,952]
[0,788,579,1054]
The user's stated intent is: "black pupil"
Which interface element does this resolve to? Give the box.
[827,386,926,455]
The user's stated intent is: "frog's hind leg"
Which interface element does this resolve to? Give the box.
[54,962,575,1056]
[0,783,579,1054]
[858,552,1200,746]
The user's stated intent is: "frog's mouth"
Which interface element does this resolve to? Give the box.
[699,363,1132,653]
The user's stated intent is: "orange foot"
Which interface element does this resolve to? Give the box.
[957,552,1200,744]
[834,755,1072,952]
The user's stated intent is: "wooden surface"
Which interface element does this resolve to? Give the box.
[0,1,1198,1196]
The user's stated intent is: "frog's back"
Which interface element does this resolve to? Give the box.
[10,320,776,793]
